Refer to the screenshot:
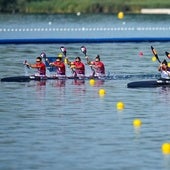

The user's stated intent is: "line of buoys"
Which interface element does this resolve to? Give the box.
[88,79,106,96]
[88,79,168,156]
[1,26,170,33]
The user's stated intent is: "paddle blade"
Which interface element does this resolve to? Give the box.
[80,46,87,56]
[165,51,170,59]
[151,46,161,63]
[23,60,30,69]
[60,46,67,57]
[40,52,46,58]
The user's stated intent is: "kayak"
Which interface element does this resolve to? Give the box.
[127,79,170,88]
[0,75,107,82]
[1,74,161,82]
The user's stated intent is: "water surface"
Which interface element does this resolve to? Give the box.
[1,14,170,170]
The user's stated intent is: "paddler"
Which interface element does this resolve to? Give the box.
[49,54,66,77]
[86,55,105,77]
[158,59,170,79]
[66,56,85,77]
[25,56,46,76]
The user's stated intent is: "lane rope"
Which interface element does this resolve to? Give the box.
[0,27,170,32]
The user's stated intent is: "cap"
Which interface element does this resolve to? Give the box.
[162,59,167,66]
[56,57,62,61]
[95,55,100,61]
[36,56,42,61]
[75,56,81,61]
[58,53,63,58]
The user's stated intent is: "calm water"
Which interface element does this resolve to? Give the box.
[1,14,170,170]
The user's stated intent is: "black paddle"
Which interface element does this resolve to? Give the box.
[151,46,161,63]
[23,60,30,69]
[165,51,170,60]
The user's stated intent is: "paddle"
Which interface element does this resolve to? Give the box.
[165,51,170,59]
[40,51,58,73]
[40,52,50,64]
[80,45,90,64]
[60,46,67,58]
[23,60,30,76]
[80,45,95,76]
[23,60,30,69]
[60,46,71,65]
[80,46,87,56]
[60,46,75,75]
[151,46,161,63]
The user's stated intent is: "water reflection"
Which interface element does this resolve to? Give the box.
[159,87,170,102]
[36,80,46,87]
[94,79,105,87]
[72,79,85,86]
[50,79,66,88]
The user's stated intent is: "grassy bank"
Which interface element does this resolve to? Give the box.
[1,0,170,14]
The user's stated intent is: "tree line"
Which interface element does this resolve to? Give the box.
[0,0,170,14]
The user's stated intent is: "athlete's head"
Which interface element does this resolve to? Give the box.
[95,55,100,62]
[56,57,62,62]
[36,57,42,62]
[75,57,81,62]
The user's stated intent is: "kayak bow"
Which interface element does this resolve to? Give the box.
[127,79,170,88]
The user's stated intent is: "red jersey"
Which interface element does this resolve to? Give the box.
[53,61,66,75]
[35,62,46,75]
[92,61,105,74]
[73,61,85,74]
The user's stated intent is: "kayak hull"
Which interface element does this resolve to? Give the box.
[1,75,101,82]
[0,74,161,82]
[127,79,170,88]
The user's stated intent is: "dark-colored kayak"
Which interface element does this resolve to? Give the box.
[127,79,170,88]
[0,75,103,82]
[0,74,161,82]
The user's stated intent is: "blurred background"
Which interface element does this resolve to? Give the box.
[1,0,170,14]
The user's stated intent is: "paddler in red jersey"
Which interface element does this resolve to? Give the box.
[158,59,170,79]
[49,56,66,77]
[26,56,46,76]
[86,55,105,77]
[68,56,85,77]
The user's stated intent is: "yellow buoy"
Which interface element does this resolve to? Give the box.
[89,79,95,86]
[116,101,125,110]
[98,89,106,96]
[152,56,156,62]
[162,143,170,154]
[118,12,124,19]
[133,119,142,127]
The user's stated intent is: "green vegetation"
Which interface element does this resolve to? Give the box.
[1,0,170,14]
